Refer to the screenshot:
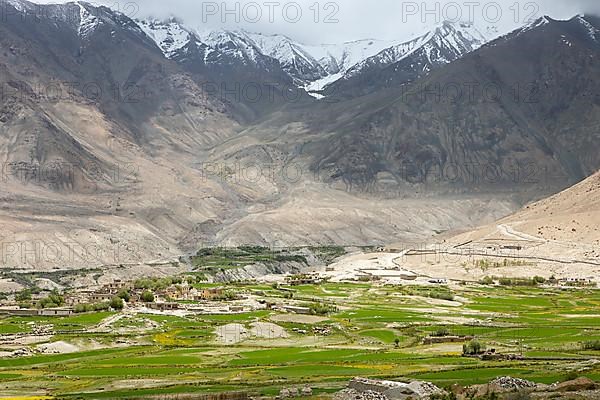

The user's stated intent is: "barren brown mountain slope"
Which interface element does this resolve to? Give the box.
[0,1,527,273]
[451,170,600,247]
[410,171,600,282]
[502,169,600,244]
[219,16,600,193]
[2,3,600,274]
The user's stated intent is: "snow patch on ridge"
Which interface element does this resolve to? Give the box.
[518,16,550,35]
[77,2,101,38]
[576,15,600,41]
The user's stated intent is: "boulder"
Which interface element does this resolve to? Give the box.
[552,377,597,392]
[345,377,443,399]
[489,376,537,391]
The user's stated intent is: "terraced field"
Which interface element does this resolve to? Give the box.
[1,284,600,399]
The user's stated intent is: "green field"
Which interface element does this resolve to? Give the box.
[1,283,599,399]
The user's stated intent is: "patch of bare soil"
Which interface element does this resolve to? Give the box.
[250,322,288,339]
[215,324,248,344]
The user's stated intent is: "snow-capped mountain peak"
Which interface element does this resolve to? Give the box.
[99,12,503,96]
[308,39,403,74]
[308,19,494,96]
[137,18,193,58]
[240,31,329,84]
[194,29,270,67]
[426,20,491,60]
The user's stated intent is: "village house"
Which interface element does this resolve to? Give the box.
[163,286,180,300]
[89,293,115,303]
[102,280,131,294]
[162,283,193,300]
[195,288,224,301]
[65,289,94,305]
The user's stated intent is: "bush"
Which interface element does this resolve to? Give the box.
[429,290,454,301]
[306,302,337,315]
[564,371,580,381]
[110,296,124,310]
[74,303,92,313]
[433,328,450,337]
[582,340,600,350]
[15,289,32,302]
[463,339,485,355]
[141,290,155,303]
[480,276,494,285]
[213,290,238,301]
[117,289,130,302]
[94,302,110,311]
[171,277,183,285]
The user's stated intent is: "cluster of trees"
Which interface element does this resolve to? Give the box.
[498,276,546,286]
[15,289,36,302]
[116,289,130,302]
[74,296,125,313]
[73,288,154,314]
[73,289,132,313]
[16,289,65,309]
[212,290,237,301]
[110,296,124,310]
[37,292,65,309]
[134,277,182,291]
[181,274,207,284]
[141,290,155,303]
[480,276,546,286]
[463,339,486,355]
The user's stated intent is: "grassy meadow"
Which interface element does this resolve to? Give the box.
[0,283,599,399]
